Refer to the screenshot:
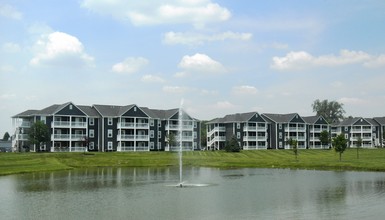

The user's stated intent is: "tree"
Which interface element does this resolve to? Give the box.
[332,134,347,161]
[2,132,10,141]
[81,136,89,153]
[28,121,50,152]
[319,130,330,149]
[224,135,240,152]
[200,121,207,149]
[312,99,346,123]
[166,132,176,149]
[286,138,298,160]
[356,136,362,159]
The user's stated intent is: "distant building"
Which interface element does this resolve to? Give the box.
[0,140,12,152]
[12,102,200,152]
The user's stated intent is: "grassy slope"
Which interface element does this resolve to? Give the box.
[1,149,385,176]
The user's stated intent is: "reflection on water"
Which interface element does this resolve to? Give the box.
[1,168,385,220]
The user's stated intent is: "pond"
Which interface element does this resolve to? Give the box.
[1,167,385,220]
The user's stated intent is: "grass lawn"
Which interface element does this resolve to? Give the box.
[1,148,385,176]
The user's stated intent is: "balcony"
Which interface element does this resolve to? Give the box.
[19,121,32,127]
[244,126,267,132]
[285,126,306,132]
[243,136,267,141]
[117,135,149,141]
[17,134,29,140]
[166,124,193,130]
[52,121,87,128]
[52,134,85,141]
[118,122,149,129]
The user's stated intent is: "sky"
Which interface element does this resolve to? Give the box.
[1,0,385,136]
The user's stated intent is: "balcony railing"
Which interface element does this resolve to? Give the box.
[117,122,149,129]
[244,126,267,131]
[19,121,32,127]
[117,135,149,141]
[52,121,87,128]
[17,134,29,140]
[285,127,306,132]
[52,134,85,140]
[166,125,193,130]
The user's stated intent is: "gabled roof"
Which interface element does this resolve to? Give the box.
[78,105,101,117]
[262,113,299,123]
[302,116,319,124]
[374,117,385,125]
[365,118,380,126]
[12,109,39,118]
[207,112,258,124]
[93,104,123,117]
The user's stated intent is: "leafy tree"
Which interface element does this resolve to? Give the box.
[286,138,298,160]
[166,132,176,148]
[2,132,10,141]
[224,135,240,152]
[312,99,346,123]
[200,121,207,149]
[319,130,330,149]
[332,134,348,161]
[28,121,50,152]
[356,136,362,159]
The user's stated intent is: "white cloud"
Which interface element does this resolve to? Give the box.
[364,54,385,68]
[0,4,22,20]
[30,31,94,67]
[0,93,16,100]
[178,53,226,74]
[162,86,189,94]
[141,74,165,83]
[232,85,258,95]
[339,97,367,105]
[213,101,236,109]
[271,49,385,70]
[112,57,149,74]
[2,42,21,53]
[81,0,231,28]
[163,31,252,46]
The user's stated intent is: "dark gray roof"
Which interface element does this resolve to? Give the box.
[93,104,123,117]
[374,117,385,125]
[262,113,298,123]
[365,118,380,126]
[333,117,360,126]
[302,116,319,124]
[207,112,257,124]
[12,109,39,118]
[78,105,101,117]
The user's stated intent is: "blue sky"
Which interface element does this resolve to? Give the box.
[1,0,385,135]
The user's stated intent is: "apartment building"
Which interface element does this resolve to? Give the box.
[261,113,307,149]
[303,115,330,149]
[206,112,269,150]
[12,102,200,152]
[331,117,380,148]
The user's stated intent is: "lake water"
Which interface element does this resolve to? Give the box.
[1,167,385,220]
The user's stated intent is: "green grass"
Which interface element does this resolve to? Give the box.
[1,148,385,176]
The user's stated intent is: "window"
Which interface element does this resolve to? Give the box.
[89,129,94,138]
[158,142,162,149]
[108,142,113,150]
[158,131,162,138]
[89,142,94,150]
[150,142,154,150]
[150,130,154,138]
[150,119,154,126]
[108,118,113,125]
[89,118,94,126]
[194,132,197,138]
[108,129,113,138]
[194,122,197,128]
[69,104,73,110]
[279,132,282,139]
[237,123,240,129]
[237,132,240,139]
[344,127,348,132]
[345,134,348,139]
[279,141,282,148]
[193,142,197,149]
[40,116,46,124]
[279,124,282,129]
[134,107,137,112]
[158,121,161,127]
